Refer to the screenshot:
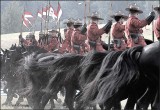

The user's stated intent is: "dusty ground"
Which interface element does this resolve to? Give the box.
[1,94,127,110]
[1,93,67,109]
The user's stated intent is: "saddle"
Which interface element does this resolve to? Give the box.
[112,39,122,48]
[88,40,96,50]
[130,33,141,44]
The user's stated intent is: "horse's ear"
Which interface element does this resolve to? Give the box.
[1,48,5,53]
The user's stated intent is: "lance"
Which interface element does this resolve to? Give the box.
[40,6,43,32]
[84,0,87,24]
[33,8,39,34]
[88,0,91,24]
[47,0,50,33]
[108,2,112,51]
[20,6,25,36]
[44,4,47,34]
[58,19,63,44]
[152,5,155,42]
[58,1,62,44]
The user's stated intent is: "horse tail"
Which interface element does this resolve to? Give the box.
[91,46,143,105]
[80,51,122,106]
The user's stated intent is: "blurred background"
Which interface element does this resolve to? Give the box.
[1,0,159,34]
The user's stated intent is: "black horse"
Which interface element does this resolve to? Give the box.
[43,51,122,110]
[23,52,65,109]
[81,41,159,110]
[43,39,154,110]
[1,45,48,107]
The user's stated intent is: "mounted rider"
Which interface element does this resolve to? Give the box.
[38,31,45,48]
[59,18,74,53]
[111,11,128,51]
[45,29,60,52]
[18,34,28,47]
[25,32,38,46]
[71,19,88,54]
[125,3,155,47]
[154,5,160,41]
[87,11,112,52]
[28,32,38,46]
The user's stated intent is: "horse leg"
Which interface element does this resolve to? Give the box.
[92,105,97,110]
[31,93,42,110]
[152,89,160,110]
[60,87,66,107]
[112,102,121,110]
[50,96,55,109]
[103,100,114,110]
[3,85,14,106]
[104,96,121,110]
[15,96,24,106]
[136,87,156,110]
[26,96,34,108]
[65,86,76,110]
[2,84,10,105]
[40,93,51,109]
[124,95,138,110]
[99,104,104,110]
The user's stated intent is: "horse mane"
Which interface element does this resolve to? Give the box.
[80,50,122,106]
[79,51,109,87]
[25,45,47,55]
[24,52,59,72]
[24,52,39,71]
[82,46,143,105]
[48,54,83,81]
[44,54,83,94]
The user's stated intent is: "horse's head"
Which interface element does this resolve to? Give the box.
[9,44,16,50]
[6,45,26,63]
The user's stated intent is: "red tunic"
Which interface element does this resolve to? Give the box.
[125,16,148,47]
[112,22,127,51]
[59,28,73,53]
[47,37,60,52]
[25,39,31,46]
[154,16,160,40]
[71,29,87,54]
[87,22,105,52]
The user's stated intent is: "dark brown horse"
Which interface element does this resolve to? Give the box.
[81,41,159,110]
[23,52,65,109]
